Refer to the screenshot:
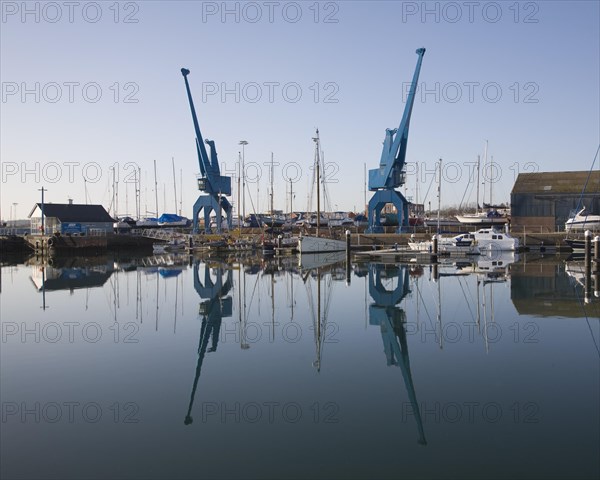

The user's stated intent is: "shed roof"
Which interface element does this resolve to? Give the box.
[512,171,600,195]
[28,203,115,223]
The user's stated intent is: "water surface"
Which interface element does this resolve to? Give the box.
[1,253,598,479]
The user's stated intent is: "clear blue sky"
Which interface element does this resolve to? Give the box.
[1,0,599,220]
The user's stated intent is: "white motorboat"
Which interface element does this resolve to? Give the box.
[465,228,519,252]
[565,207,600,231]
[408,233,480,255]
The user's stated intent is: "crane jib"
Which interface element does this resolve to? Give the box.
[369,48,426,191]
[182,68,211,179]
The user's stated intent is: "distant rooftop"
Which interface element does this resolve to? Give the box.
[512,171,600,195]
[28,203,115,223]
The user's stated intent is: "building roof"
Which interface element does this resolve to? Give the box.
[28,203,115,223]
[512,171,600,195]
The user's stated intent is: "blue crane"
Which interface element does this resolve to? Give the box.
[181,68,232,233]
[366,48,426,233]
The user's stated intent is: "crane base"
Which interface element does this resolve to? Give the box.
[366,190,410,234]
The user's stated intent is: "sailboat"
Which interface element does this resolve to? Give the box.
[298,129,347,254]
[456,142,508,227]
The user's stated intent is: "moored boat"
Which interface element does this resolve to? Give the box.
[455,210,508,226]
[408,233,480,255]
[465,228,519,252]
[565,207,600,231]
[153,238,187,253]
[298,234,346,254]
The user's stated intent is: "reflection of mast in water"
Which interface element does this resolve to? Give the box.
[482,278,489,353]
[368,263,427,445]
[240,265,250,349]
[315,269,322,371]
[303,264,334,372]
[436,273,442,350]
[155,270,159,332]
[136,269,143,324]
[173,272,179,334]
[185,261,232,425]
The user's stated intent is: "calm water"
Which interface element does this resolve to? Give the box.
[1,252,599,480]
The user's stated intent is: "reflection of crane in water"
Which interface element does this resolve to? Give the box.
[368,263,427,445]
[184,261,233,425]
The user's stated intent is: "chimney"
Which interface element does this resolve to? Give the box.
[68,198,73,205]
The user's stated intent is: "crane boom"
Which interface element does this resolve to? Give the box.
[182,68,211,178]
[369,48,425,191]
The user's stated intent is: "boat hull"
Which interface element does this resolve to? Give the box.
[455,214,507,226]
[565,219,600,231]
[298,235,346,254]
[408,238,480,255]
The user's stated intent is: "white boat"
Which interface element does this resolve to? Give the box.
[299,130,345,254]
[455,211,508,226]
[565,207,600,231]
[153,238,187,253]
[423,217,461,228]
[157,213,190,227]
[408,233,480,255]
[137,217,159,228]
[328,213,354,227]
[307,214,329,227]
[457,142,508,227]
[298,234,346,254]
[465,228,519,252]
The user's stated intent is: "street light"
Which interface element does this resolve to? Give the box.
[239,140,248,219]
[12,203,17,228]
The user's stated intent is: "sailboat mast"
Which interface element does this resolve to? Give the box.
[476,154,480,214]
[482,140,488,209]
[363,162,367,213]
[289,178,293,222]
[179,168,183,216]
[437,159,442,233]
[137,166,141,219]
[238,152,242,235]
[172,157,177,214]
[153,160,159,216]
[490,155,494,205]
[315,130,321,236]
[270,152,274,219]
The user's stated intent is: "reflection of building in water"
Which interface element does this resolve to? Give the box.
[368,263,427,445]
[29,259,114,292]
[511,258,599,317]
[185,262,233,425]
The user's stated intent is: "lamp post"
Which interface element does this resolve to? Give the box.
[38,187,47,234]
[237,151,242,235]
[239,140,248,220]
